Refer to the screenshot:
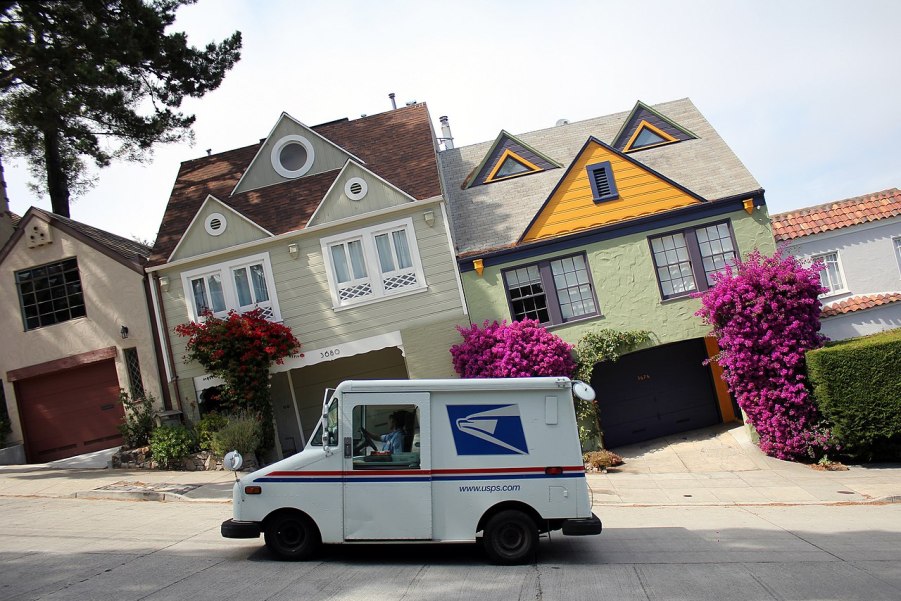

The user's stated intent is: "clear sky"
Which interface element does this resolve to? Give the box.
[4,0,900,244]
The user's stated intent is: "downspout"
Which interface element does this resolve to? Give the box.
[149,272,180,413]
[143,273,173,411]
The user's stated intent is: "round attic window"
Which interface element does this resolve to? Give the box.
[344,177,368,201]
[271,134,315,178]
[204,212,227,236]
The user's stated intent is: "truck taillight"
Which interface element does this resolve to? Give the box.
[545,467,563,475]
[244,486,262,495]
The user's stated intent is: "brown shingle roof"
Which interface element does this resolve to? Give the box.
[771,188,901,242]
[821,293,901,318]
[148,103,441,266]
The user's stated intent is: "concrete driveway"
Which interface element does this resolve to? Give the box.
[587,422,901,506]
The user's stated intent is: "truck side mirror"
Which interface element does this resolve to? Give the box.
[223,450,243,471]
[572,381,596,402]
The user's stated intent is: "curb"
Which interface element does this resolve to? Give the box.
[73,490,231,503]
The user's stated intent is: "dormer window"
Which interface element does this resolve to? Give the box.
[623,121,679,152]
[271,134,315,178]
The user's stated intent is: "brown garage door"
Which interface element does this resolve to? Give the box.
[16,359,124,462]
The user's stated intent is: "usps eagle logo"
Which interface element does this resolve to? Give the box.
[447,405,529,455]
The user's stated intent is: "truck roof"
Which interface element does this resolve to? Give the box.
[335,377,575,394]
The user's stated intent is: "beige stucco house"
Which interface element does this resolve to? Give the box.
[0,208,167,463]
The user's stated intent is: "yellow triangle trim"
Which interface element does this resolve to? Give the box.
[522,141,700,242]
[484,148,543,183]
[623,120,678,152]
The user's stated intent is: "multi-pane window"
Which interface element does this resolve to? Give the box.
[15,258,86,331]
[321,218,425,308]
[813,252,844,295]
[503,253,599,325]
[181,253,280,321]
[649,221,738,300]
[123,348,145,400]
[696,223,736,286]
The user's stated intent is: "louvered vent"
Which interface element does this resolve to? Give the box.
[592,168,612,198]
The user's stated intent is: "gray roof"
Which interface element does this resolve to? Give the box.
[439,98,762,256]
[50,211,151,263]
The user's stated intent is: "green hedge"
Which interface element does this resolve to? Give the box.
[807,329,901,460]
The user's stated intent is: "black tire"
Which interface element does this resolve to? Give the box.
[264,511,320,561]
[483,510,538,565]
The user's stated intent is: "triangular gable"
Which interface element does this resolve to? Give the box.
[306,160,418,228]
[520,137,706,243]
[612,100,697,152]
[463,130,561,188]
[232,112,364,196]
[169,196,272,262]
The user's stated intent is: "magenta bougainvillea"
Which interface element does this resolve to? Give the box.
[695,249,830,461]
[450,319,576,378]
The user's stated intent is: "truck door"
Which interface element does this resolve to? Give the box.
[341,392,432,540]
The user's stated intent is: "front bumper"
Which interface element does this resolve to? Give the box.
[221,519,261,539]
[561,513,603,536]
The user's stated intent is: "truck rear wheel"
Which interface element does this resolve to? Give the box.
[483,509,538,565]
[264,511,320,561]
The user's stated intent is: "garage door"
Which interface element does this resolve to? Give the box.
[16,359,124,462]
[591,338,721,449]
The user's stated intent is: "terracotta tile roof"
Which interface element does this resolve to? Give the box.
[771,188,901,242]
[148,104,441,266]
[821,293,901,318]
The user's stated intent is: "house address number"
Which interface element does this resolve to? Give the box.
[320,348,341,359]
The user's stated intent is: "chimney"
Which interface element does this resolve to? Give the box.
[439,115,454,150]
[389,92,397,110]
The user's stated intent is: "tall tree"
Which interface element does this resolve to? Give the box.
[0,0,241,217]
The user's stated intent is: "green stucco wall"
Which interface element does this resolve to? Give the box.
[462,208,775,347]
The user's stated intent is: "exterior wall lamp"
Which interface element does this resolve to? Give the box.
[288,243,299,259]
[423,210,435,227]
[120,325,129,339]
[158,275,169,292]
[473,258,484,277]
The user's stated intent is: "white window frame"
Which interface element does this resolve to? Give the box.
[812,251,847,297]
[180,252,282,322]
[894,237,901,278]
[320,217,427,310]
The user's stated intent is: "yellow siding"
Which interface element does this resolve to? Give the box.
[522,141,701,242]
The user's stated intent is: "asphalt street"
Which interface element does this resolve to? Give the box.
[2,496,900,601]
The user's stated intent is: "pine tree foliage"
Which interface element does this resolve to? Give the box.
[0,0,242,216]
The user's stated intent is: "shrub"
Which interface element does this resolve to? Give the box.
[808,329,901,460]
[195,413,229,452]
[149,425,194,469]
[118,391,156,448]
[175,308,300,452]
[450,319,576,378]
[211,413,263,457]
[695,249,830,461]
[583,449,624,470]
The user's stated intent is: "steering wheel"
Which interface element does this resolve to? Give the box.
[358,428,378,452]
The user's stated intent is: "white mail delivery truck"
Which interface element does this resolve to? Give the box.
[221,377,602,564]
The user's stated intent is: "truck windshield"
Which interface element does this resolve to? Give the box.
[311,397,338,447]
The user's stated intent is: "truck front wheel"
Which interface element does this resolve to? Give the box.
[264,511,320,561]
[483,510,538,565]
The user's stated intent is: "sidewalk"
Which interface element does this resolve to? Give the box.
[1,424,899,505]
[588,423,901,506]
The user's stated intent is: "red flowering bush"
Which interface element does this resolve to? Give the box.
[175,309,300,452]
[450,319,576,378]
[696,249,830,460]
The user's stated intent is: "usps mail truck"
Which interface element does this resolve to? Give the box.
[221,377,602,564]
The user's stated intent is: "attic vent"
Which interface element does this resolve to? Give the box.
[586,161,619,203]
[344,177,368,201]
[26,222,53,248]
[204,212,227,236]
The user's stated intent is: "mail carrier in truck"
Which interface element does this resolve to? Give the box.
[221,377,602,564]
